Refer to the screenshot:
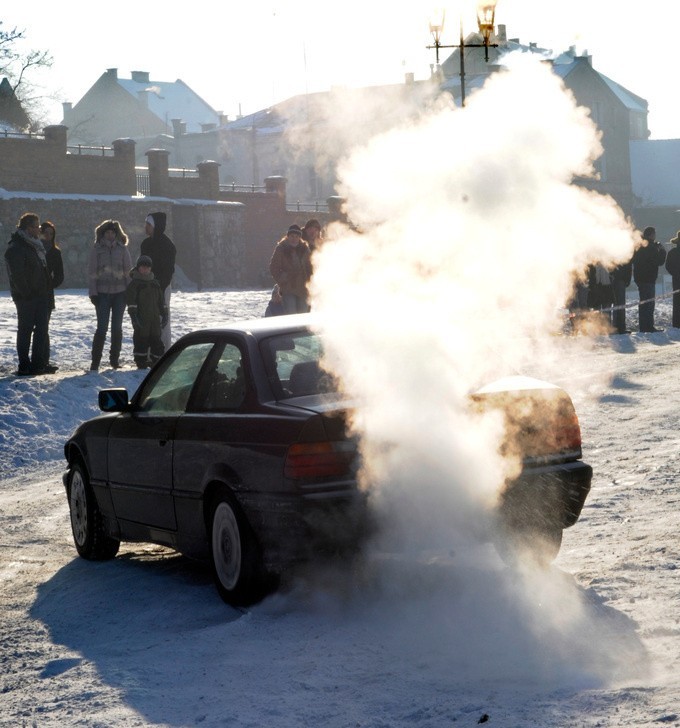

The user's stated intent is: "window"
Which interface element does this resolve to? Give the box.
[262,332,336,398]
[137,342,214,414]
[198,343,247,411]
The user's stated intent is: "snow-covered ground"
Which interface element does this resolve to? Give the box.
[1,288,680,727]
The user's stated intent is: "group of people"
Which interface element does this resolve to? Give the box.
[267,218,322,316]
[572,225,674,334]
[4,211,176,376]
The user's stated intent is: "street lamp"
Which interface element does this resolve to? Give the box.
[427,1,499,107]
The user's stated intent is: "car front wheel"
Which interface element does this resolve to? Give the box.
[68,461,120,560]
[209,490,268,607]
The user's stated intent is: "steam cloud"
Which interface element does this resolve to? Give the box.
[303,54,644,685]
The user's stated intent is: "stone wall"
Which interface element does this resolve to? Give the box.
[0,195,244,291]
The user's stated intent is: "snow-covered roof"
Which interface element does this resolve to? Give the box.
[630,139,680,207]
[117,76,221,134]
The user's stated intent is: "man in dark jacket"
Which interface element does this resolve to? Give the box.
[140,212,176,351]
[610,258,632,334]
[665,231,680,328]
[4,212,55,375]
[632,226,666,333]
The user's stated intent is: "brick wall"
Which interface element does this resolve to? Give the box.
[0,126,137,196]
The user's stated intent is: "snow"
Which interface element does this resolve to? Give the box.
[2,287,680,727]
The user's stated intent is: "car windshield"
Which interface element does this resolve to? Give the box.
[262,330,338,399]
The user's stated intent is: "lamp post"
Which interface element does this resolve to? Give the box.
[427,1,499,108]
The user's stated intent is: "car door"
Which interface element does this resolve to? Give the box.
[107,341,216,530]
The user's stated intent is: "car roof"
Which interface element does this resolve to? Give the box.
[179,312,320,343]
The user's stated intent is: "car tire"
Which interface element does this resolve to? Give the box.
[209,489,268,607]
[68,461,120,560]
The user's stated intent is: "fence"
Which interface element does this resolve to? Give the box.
[286,200,329,213]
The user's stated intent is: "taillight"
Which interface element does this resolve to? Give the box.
[284,441,355,479]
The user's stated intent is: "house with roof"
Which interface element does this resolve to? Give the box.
[61,68,223,162]
[0,77,31,132]
[630,139,680,243]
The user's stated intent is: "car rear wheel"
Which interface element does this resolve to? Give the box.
[494,523,563,567]
[209,490,268,607]
[68,461,120,560]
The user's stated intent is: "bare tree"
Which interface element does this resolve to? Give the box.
[0,21,53,131]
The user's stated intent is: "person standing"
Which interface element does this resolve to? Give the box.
[140,212,176,351]
[4,212,54,376]
[88,219,132,370]
[39,221,64,368]
[302,218,323,254]
[632,226,666,333]
[610,258,632,335]
[126,255,166,369]
[269,224,312,314]
[665,231,680,328]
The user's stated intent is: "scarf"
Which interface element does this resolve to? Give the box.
[18,229,48,267]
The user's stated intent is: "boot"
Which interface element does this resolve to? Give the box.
[91,331,105,371]
[110,329,122,371]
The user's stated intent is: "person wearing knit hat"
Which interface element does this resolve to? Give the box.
[269,224,312,314]
[126,254,167,368]
[140,211,176,351]
[665,231,680,328]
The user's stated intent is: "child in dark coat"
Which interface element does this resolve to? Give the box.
[126,255,167,368]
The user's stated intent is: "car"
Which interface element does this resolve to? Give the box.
[63,313,592,606]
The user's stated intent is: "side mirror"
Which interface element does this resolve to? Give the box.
[98,388,129,412]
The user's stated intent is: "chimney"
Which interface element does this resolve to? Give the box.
[497,24,507,42]
[131,71,150,83]
[106,68,118,78]
[62,102,72,120]
[171,118,184,137]
[404,72,415,85]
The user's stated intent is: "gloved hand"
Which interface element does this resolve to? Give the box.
[89,295,99,306]
[160,309,169,328]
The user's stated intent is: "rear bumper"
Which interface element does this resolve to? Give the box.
[239,485,370,572]
[500,459,593,531]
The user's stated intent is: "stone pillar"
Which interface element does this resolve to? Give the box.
[327,195,346,221]
[43,125,68,152]
[265,175,287,198]
[146,148,170,198]
[112,138,137,195]
[197,160,220,200]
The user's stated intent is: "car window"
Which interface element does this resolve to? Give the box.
[136,342,214,414]
[262,331,336,398]
[195,343,247,411]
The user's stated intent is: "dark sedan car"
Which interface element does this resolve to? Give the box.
[63,314,592,606]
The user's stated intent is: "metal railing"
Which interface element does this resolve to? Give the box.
[66,144,114,156]
[168,167,199,178]
[0,129,45,140]
[136,171,150,196]
[219,182,267,193]
[286,201,329,212]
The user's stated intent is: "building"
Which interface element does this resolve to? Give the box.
[61,68,224,159]
[439,25,648,216]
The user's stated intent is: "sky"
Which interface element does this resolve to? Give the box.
[2,0,679,139]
